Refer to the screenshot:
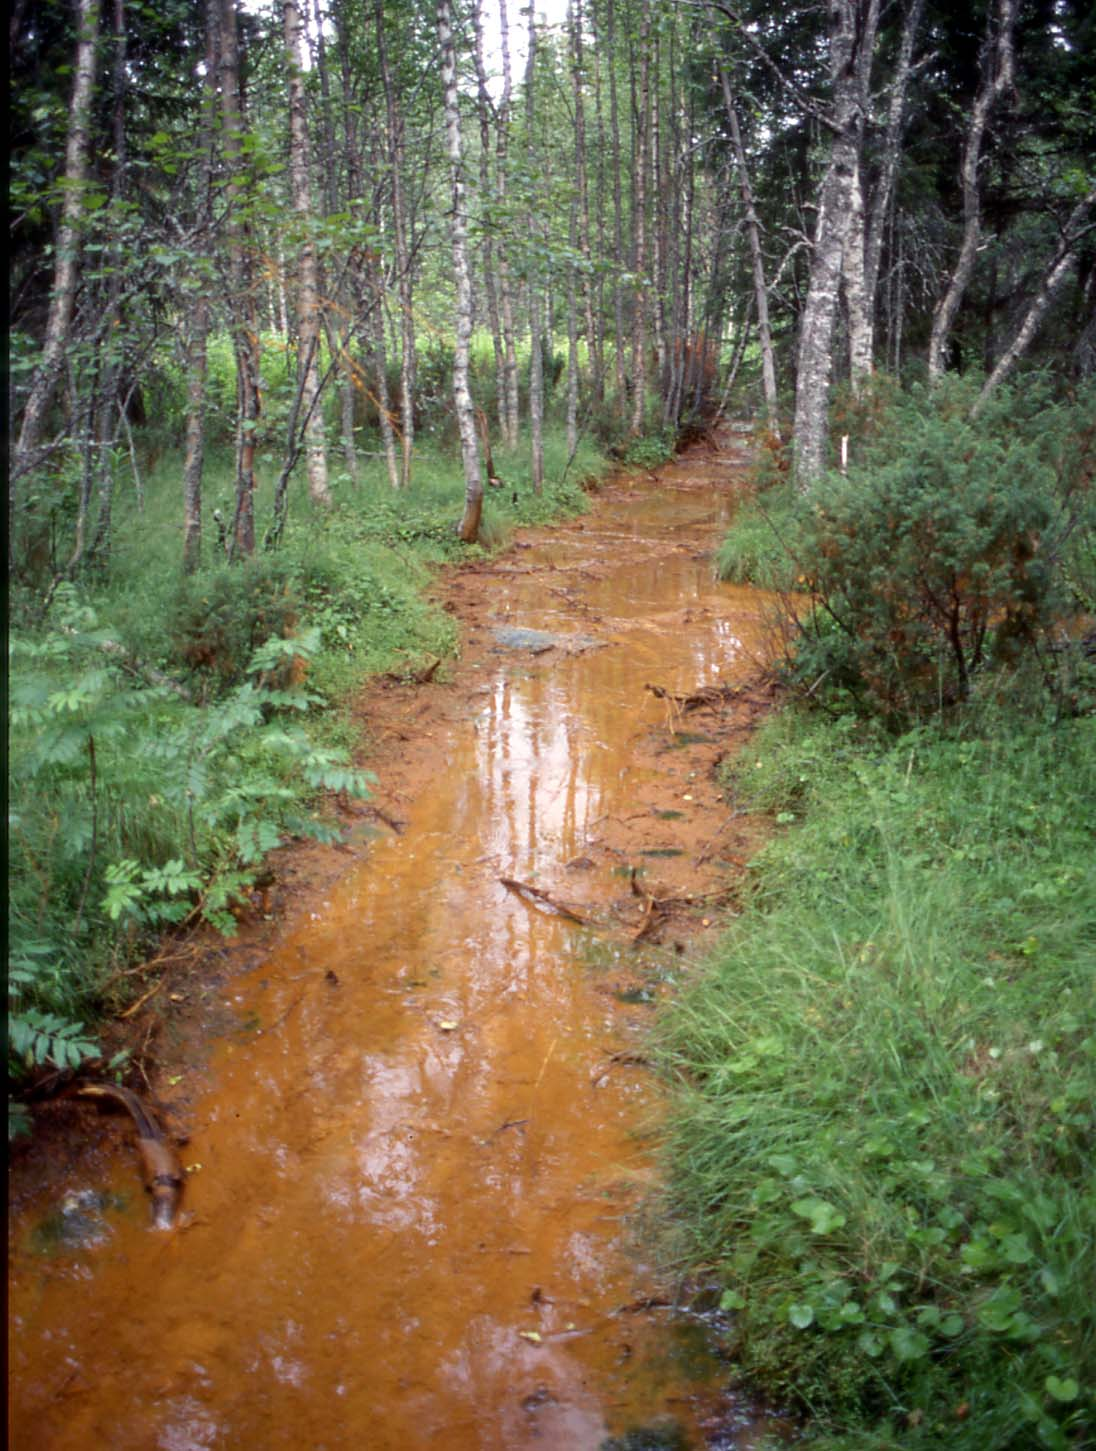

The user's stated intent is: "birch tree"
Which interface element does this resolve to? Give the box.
[12,0,102,493]
[437,0,483,541]
[791,0,880,486]
[284,0,331,508]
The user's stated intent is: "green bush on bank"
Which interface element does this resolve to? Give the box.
[716,380,1096,725]
[657,707,1095,1447]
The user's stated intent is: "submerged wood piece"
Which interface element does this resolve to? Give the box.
[498,876,590,925]
[76,1082,183,1230]
[645,681,740,712]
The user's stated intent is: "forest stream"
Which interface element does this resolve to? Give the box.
[9,432,786,1450]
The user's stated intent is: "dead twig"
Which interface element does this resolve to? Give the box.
[632,895,662,943]
[645,681,740,712]
[591,1049,651,1085]
[119,981,163,1020]
[499,876,590,925]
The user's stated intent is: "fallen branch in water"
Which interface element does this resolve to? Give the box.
[645,681,741,711]
[591,1049,652,1085]
[384,657,441,686]
[499,876,590,925]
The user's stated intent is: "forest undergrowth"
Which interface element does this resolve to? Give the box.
[7,416,611,1135]
[657,378,1096,1448]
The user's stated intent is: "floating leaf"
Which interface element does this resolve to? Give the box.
[719,1290,746,1311]
[788,1303,815,1329]
[518,1330,542,1344]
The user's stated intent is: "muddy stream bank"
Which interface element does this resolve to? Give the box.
[9,434,783,1449]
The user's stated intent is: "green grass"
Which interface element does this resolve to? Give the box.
[715,480,803,592]
[655,706,1096,1449]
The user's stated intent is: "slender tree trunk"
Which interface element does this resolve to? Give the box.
[12,0,101,499]
[927,0,1017,383]
[717,58,779,434]
[973,188,1096,413]
[370,292,402,490]
[376,0,415,486]
[629,0,651,436]
[792,0,880,487]
[471,0,506,439]
[843,158,873,389]
[566,193,580,457]
[862,0,924,348]
[606,0,627,413]
[590,0,609,404]
[650,29,667,403]
[87,0,130,570]
[219,0,260,558]
[180,1,219,571]
[491,0,520,447]
[570,0,600,404]
[525,3,544,492]
[284,0,330,508]
[311,0,358,481]
[437,0,483,541]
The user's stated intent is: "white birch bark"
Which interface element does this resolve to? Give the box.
[437,0,484,542]
[792,0,879,487]
[525,2,544,491]
[376,0,416,485]
[284,0,330,508]
[843,158,873,389]
[12,0,101,486]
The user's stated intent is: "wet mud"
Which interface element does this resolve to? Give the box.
[8,433,784,1449]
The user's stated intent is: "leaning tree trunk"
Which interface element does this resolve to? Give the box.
[284,0,331,508]
[12,0,101,507]
[792,0,879,488]
[437,0,483,542]
[973,187,1096,415]
[927,0,1017,383]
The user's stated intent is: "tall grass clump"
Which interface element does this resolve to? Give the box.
[656,705,1095,1447]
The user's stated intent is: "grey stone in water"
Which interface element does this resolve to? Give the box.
[32,1188,123,1253]
[492,627,558,654]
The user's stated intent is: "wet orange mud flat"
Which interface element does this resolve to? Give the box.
[9,435,784,1450]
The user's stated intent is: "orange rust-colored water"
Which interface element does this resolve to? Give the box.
[9,441,779,1449]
